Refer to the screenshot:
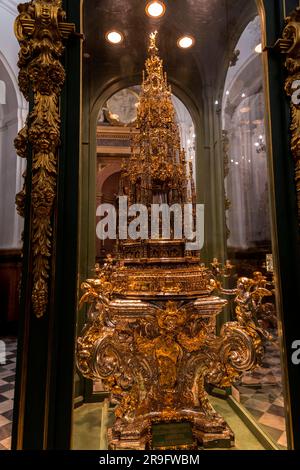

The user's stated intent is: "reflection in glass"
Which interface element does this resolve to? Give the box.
[222,16,287,449]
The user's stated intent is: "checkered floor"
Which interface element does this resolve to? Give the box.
[235,334,287,448]
[0,337,17,450]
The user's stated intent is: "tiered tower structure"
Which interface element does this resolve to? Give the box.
[119,31,197,261]
[122,31,191,206]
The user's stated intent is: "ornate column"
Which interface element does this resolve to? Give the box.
[14,0,75,317]
[277,7,300,225]
[12,0,79,450]
[222,130,231,240]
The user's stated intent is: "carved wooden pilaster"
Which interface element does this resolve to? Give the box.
[14,1,75,318]
[277,7,300,225]
[222,130,231,240]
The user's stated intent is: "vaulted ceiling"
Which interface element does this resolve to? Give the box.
[83,0,258,109]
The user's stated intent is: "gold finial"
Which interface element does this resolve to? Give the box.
[149,30,158,55]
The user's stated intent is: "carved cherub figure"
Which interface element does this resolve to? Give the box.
[235,276,273,340]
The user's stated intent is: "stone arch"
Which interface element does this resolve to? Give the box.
[97,162,122,195]
[0,2,28,249]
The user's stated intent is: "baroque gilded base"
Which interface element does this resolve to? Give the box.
[77,257,267,451]
[108,409,234,450]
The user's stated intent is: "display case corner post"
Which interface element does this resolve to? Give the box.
[12,0,80,450]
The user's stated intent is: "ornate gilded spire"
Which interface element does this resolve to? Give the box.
[148,30,158,55]
[122,32,189,206]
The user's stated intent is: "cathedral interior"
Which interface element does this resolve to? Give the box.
[0,0,300,452]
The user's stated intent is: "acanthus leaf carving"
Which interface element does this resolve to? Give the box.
[276,7,300,224]
[14,1,75,318]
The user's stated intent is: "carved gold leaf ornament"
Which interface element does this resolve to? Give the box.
[277,7,300,224]
[122,29,190,202]
[222,130,231,239]
[14,1,75,318]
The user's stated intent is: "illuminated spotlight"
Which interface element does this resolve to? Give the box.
[177,35,195,49]
[255,43,262,54]
[105,31,124,44]
[226,90,230,96]
[214,100,219,105]
[145,1,166,18]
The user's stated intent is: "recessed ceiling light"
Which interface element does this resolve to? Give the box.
[177,35,195,49]
[146,1,166,18]
[105,31,124,44]
[255,43,262,54]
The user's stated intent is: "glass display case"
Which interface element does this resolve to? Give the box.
[9,0,300,452]
[72,0,291,451]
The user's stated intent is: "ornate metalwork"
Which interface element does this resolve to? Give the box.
[77,258,268,449]
[77,33,268,450]
[121,30,194,211]
[222,130,231,240]
[276,7,300,225]
[14,1,75,317]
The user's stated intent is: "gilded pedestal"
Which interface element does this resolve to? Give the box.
[77,255,266,449]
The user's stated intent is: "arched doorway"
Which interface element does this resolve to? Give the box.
[0,59,19,248]
[0,55,25,336]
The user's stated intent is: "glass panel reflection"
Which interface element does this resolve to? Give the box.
[222,16,287,449]
[73,0,290,451]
